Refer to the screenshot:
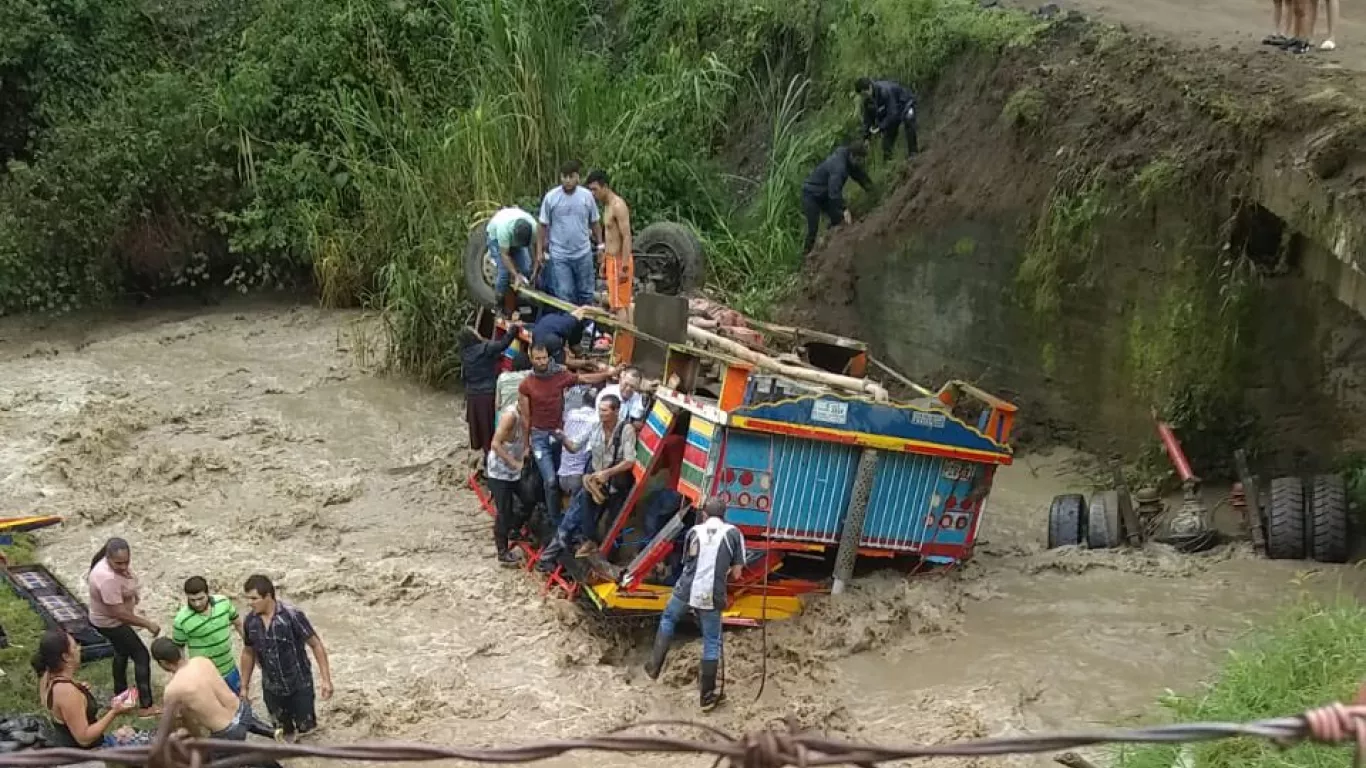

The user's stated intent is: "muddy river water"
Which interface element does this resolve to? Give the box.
[1,300,1362,768]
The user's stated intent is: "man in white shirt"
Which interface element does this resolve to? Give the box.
[642,497,745,711]
[555,389,599,496]
[596,367,646,422]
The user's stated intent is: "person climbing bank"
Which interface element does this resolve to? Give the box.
[800,141,873,256]
[152,639,282,767]
[855,77,919,161]
[643,497,746,711]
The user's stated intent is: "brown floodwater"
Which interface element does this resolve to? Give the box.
[1,299,1361,768]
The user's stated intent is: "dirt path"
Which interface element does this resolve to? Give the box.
[1011,0,1366,71]
[1,301,1362,768]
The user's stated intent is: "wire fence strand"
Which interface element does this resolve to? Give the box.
[2,702,1364,768]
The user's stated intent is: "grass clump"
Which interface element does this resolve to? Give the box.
[1115,594,1366,768]
[1001,86,1046,130]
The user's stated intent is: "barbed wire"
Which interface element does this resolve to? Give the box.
[2,701,1365,768]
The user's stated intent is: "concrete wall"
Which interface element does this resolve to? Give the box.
[852,184,1366,474]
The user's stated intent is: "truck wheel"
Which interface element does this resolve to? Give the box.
[1308,473,1349,563]
[1265,476,1306,560]
[1087,491,1123,549]
[634,222,706,296]
[1047,493,1086,549]
[463,226,500,307]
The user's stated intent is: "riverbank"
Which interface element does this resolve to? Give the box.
[1114,594,1366,768]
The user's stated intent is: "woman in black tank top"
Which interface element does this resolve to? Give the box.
[33,629,137,748]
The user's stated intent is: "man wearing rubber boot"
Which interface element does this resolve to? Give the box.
[855,77,918,161]
[643,497,746,712]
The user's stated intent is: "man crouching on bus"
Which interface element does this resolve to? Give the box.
[642,497,745,711]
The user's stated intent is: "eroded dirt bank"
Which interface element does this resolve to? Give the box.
[791,16,1366,475]
[2,302,1362,767]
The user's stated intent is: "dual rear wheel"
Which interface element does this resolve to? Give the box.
[1046,492,1124,550]
[1045,473,1350,563]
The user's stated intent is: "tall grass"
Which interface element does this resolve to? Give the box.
[1115,591,1366,768]
[292,0,1039,381]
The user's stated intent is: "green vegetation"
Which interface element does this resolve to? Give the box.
[1000,86,1046,131]
[1,0,1034,383]
[0,536,114,715]
[1014,138,1263,475]
[1115,594,1366,768]
[0,535,54,713]
[1016,165,1112,325]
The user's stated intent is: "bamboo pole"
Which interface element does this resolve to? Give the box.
[685,325,890,401]
[868,356,935,398]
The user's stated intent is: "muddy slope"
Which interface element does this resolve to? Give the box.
[790,16,1366,474]
[3,302,1364,768]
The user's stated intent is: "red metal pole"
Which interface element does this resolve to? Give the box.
[1153,413,1195,482]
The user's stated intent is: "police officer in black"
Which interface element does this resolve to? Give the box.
[855,77,918,161]
[799,140,872,255]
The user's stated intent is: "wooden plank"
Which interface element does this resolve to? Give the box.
[745,318,869,350]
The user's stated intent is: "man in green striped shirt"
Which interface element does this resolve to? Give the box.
[172,576,246,694]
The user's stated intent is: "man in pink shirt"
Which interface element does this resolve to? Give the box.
[87,537,161,716]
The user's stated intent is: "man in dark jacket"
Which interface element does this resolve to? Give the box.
[460,323,522,456]
[800,141,873,255]
[530,308,586,366]
[856,77,918,161]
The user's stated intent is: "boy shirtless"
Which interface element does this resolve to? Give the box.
[152,638,280,764]
[586,169,633,320]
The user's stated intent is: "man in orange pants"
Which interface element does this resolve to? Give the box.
[587,170,633,324]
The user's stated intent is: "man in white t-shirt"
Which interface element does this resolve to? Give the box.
[555,389,598,496]
[596,367,646,421]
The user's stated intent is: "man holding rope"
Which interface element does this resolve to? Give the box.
[642,497,745,711]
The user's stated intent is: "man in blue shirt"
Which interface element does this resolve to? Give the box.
[537,160,603,307]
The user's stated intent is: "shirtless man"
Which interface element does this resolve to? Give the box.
[586,169,633,321]
[152,637,278,763]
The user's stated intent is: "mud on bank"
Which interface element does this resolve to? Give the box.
[2,303,1362,768]
[791,14,1366,478]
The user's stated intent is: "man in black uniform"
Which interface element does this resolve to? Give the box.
[855,77,918,161]
[800,140,872,256]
